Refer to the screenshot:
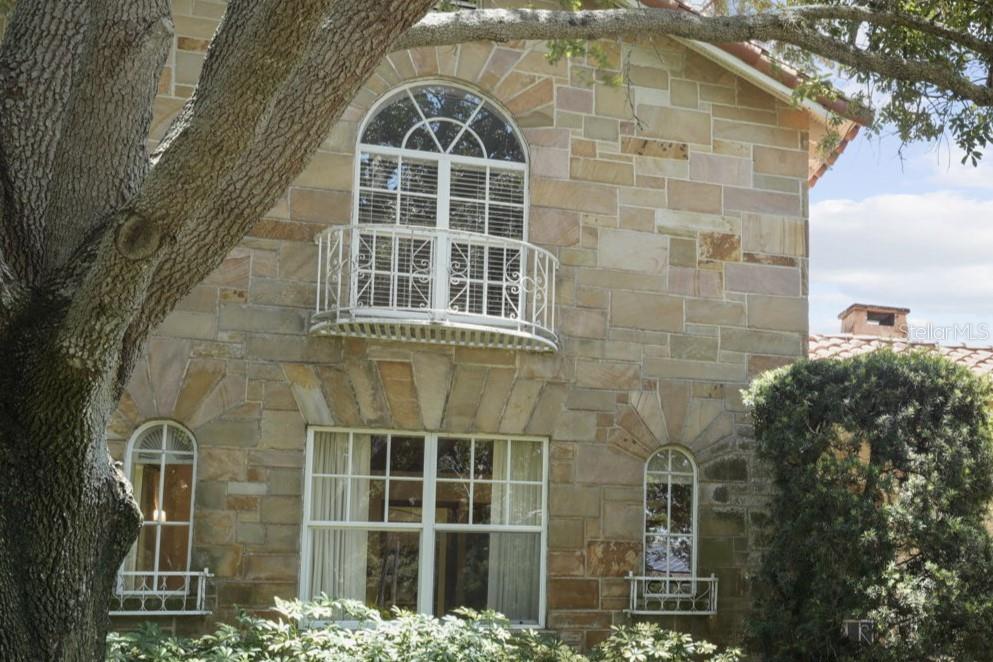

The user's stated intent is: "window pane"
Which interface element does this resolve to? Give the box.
[362,93,420,147]
[135,426,163,450]
[489,169,524,205]
[474,439,507,480]
[350,478,386,522]
[669,536,693,574]
[165,426,194,453]
[136,464,161,522]
[387,480,423,522]
[405,125,440,153]
[645,478,669,534]
[412,85,481,124]
[450,132,484,157]
[357,190,398,225]
[671,451,693,474]
[360,153,400,190]
[356,435,387,476]
[669,479,693,534]
[435,481,470,524]
[400,159,438,195]
[159,525,191,574]
[511,440,542,481]
[472,482,506,524]
[160,464,193,524]
[450,164,486,200]
[645,535,669,574]
[309,529,419,615]
[487,204,524,239]
[509,484,541,525]
[429,120,462,153]
[450,200,485,234]
[135,523,158,572]
[434,532,540,623]
[310,476,347,520]
[437,438,471,479]
[389,436,424,477]
[470,105,525,162]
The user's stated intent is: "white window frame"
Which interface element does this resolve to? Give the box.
[351,82,530,320]
[122,420,199,596]
[299,426,549,628]
[642,446,699,580]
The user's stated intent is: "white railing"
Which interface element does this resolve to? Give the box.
[626,573,718,616]
[313,225,558,352]
[110,569,214,616]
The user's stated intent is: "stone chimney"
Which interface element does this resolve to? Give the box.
[838,303,910,338]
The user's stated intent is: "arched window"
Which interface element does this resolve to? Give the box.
[644,447,697,577]
[122,421,198,592]
[353,82,528,316]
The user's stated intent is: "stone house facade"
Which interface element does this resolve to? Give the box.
[105,0,856,648]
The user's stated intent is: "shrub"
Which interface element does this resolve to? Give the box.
[745,350,993,661]
[106,597,739,662]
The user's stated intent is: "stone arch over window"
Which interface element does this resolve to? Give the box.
[122,420,198,592]
[644,446,698,578]
[352,81,529,316]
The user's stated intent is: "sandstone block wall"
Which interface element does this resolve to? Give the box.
[108,0,812,647]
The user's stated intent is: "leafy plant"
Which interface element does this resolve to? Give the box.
[745,350,993,661]
[106,597,738,662]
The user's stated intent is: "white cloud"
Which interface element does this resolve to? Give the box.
[913,146,993,191]
[810,191,993,341]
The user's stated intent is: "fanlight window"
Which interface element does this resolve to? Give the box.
[122,421,197,592]
[355,83,528,316]
[644,448,697,576]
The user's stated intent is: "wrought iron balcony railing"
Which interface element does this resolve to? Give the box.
[110,569,214,617]
[625,573,719,616]
[313,225,558,351]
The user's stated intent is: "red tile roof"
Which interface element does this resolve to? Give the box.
[809,334,993,375]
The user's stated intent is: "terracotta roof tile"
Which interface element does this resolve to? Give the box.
[809,334,993,375]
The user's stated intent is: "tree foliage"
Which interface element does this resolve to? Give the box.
[409,0,993,162]
[745,351,993,661]
[105,597,741,662]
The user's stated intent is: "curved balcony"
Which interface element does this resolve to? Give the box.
[312,225,558,352]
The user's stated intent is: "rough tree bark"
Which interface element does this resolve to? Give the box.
[0,1,436,659]
[0,1,988,660]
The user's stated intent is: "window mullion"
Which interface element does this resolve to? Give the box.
[418,433,438,615]
[153,424,167,591]
[434,159,451,312]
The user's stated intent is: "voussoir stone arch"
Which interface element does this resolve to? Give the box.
[110,336,251,450]
[608,382,735,461]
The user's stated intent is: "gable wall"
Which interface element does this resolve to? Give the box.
[109,0,811,647]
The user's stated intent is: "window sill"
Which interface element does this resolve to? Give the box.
[625,573,718,616]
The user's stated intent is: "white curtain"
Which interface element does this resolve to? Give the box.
[486,440,540,622]
[309,432,370,604]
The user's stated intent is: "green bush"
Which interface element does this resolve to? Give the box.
[745,350,993,661]
[106,597,740,662]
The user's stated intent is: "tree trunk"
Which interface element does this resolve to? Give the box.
[0,309,139,662]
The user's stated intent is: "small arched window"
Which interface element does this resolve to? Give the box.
[123,421,198,592]
[353,83,528,316]
[644,447,697,577]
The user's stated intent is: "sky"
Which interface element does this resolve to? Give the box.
[809,132,993,345]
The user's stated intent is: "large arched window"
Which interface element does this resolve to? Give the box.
[353,82,528,317]
[122,421,198,593]
[644,447,698,577]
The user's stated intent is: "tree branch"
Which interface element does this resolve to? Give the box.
[43,0,173,272]
[0,2,89,282]
[52,0,340,369]
[396,8,993,107]
[122,0,440,364]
